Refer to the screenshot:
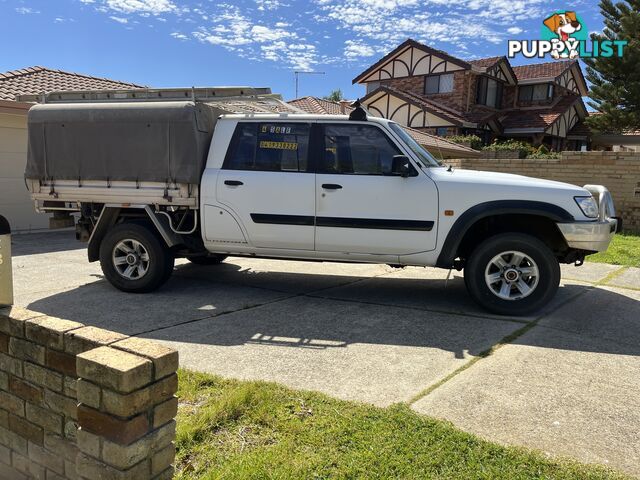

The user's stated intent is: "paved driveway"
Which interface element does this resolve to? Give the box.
[10,231,640,477]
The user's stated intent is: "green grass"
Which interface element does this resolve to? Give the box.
[175,369,626,480]
[587,233,640,267]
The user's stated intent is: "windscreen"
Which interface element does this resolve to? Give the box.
[388,123,442,167]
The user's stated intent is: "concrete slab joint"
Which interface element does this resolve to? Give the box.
[0,306,179,480]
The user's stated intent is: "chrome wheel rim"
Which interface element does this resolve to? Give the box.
[484,250,539,301]
[112,239,149,280]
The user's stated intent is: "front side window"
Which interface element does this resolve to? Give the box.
[320,124,402,175]
[223,122,310,172]
[425,73,454,94]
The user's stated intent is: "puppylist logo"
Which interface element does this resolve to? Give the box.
[508,11,627,60]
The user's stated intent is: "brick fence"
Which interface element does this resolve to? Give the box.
[448,151,640,233]
[0,306,178,480]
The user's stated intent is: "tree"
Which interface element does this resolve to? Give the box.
[323,89,344,102]
[584,0,640,133]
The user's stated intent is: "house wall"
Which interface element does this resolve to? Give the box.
[380,70,470,112]
[448,151,640,232]
[0,109,49,232]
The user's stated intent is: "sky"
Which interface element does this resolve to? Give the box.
[1,0,604,101]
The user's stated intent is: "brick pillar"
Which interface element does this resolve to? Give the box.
[75,338,178,480]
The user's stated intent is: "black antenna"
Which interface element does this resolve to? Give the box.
[349,99,367,121]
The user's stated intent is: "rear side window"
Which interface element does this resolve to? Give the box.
[223,122,310,172]
[320,124,402,175]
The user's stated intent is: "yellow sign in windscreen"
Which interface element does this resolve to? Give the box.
[259,141,298,151]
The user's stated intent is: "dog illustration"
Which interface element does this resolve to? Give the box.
[544,11,582,59]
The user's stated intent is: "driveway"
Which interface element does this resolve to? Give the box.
[10,231,640,477]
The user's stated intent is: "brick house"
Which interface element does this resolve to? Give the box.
[354,39,590,151]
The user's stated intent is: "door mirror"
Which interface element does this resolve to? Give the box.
[391,155,414,177]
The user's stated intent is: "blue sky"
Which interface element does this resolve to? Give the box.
[1,0,603,100]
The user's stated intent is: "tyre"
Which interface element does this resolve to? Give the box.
[187,254,228,265]
[464,233,560,316]
[99,223,174,293]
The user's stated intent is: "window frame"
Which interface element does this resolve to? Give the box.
[316,122,412,176]
[518,83,554,103]
[476,76,504,108]
[424,73,455,95]
[222,121,313,173]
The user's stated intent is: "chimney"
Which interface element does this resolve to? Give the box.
[339,100,352,114]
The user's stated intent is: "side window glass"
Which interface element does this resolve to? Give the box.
[223,123,310,172]
[321,124,402,175]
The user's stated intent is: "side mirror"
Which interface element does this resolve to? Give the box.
[391,155,414,178]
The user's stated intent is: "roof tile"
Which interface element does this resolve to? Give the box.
[0,65,144,101]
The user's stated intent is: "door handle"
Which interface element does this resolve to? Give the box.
[224,180,243,186]
[322,183,343,190]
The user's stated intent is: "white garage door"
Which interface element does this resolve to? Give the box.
[0,112,50,232]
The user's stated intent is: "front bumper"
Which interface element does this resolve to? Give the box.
[556,185,619,252]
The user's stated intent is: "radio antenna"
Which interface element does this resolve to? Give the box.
[294,71,325,98]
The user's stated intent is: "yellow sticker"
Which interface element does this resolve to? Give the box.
[259,141,298,150]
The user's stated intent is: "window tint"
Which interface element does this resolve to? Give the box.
[320,124,402,175]
[223,123,310,172]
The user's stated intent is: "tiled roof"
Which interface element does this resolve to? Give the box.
[288,96,353,115]
[403,127,480,158]
[468,56,503,69]
[568,121,592,137]
[0,66,144,101]
[512,61,575,81]
[212,99,300,114]
[374,85,470,126]
[502,95,581,130]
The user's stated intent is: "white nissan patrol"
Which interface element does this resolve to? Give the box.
[26,95,619,316]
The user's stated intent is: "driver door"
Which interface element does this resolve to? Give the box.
[314,123,438,255]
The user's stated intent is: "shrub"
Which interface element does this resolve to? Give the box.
[482,140,537,158]
[446,135,483,150]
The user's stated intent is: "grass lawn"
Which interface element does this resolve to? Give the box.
[587,233,640,267]
[175,369,626,479]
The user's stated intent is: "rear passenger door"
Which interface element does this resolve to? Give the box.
[315,123,438,255]
[215,122,315,250]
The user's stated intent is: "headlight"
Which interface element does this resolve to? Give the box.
[574,196,599,218]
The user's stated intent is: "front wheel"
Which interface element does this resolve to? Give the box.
[464,233,560,316]
[99,223,174,293]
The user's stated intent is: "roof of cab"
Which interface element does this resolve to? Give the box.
[218,113,388,122]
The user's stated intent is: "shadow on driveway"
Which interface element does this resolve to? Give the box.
[24,260,640,360]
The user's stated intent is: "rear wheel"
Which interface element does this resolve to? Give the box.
[188,254,228,265]
[464,233,560,316]
[99,223,173,293]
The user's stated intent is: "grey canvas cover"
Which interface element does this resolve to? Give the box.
[25,101,222,184]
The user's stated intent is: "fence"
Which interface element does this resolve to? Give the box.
[448,151,640,233]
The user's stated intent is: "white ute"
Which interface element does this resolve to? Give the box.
[25,88,619,315]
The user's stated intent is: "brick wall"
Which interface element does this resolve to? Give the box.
[0,306,178,480]
[448,151,640,232]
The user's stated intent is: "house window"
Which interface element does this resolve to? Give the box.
[476,77,503,108]
[425,74,454,95]
[519,84,554,102]
[436,127,448,137]
[366,81,381,94]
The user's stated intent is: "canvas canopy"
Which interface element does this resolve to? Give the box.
[25,101,222,184]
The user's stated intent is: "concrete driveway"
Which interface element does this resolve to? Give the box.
[10,231,640,477]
